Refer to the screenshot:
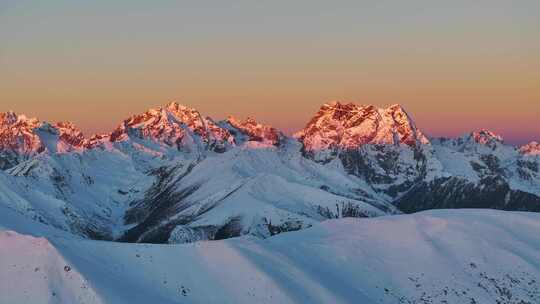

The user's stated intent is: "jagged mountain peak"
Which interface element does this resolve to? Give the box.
[0,111,43,158]
[433,129,506,152]
[53,121,87,149]
[227,116,271,129]
[470,129,504,145]
[322,100,361,110]
[315,101,408,119]
[165,101,197,112]
[451,129,505,150]
[0,111,40,128]
[0,113,88,166]
[109,102,234,153]
[0,111,85,138]
[55,121,82,132]
[226,116,282,146]
[313,101,376,123]
[383,103,413,123]
[297,101,429,162]
[386,103,406,110]
[520,141,540,156]
[0,111,19,125]
[164,101,203,122]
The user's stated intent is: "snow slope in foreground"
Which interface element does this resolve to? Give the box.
[1,209,540,304]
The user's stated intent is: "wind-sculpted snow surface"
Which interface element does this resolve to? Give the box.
[1,209,540,303]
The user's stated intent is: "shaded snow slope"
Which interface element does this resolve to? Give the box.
[0,149,155,239]
[122,139,396,243]
[1,209,540,304]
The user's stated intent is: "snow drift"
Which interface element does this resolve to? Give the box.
[1,209,539,304]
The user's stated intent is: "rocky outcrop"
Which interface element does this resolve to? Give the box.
[520,141,540,156]
[296,101,429,163]
[225,116,282,146]
[1,100,539,244]
[396,176,540,213]
[108,102,235,153]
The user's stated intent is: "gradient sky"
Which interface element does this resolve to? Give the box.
[1,1,539,145]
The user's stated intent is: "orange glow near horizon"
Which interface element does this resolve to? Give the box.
[1,1,538,144]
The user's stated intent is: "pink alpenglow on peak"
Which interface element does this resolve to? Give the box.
[470,129,504,145]
[0,111,89,165]
[0,111,43,155]
[452,129,505,150]
[226,116,282,146]
[54,122,87,149]
[109,102,235,153]
[0,111,20,125]
[520,141,540,156]
[296,102,429,161]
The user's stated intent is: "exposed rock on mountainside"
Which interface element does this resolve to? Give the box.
[225,116,282,146]
[295,103,539,215]
[108,102,235,153]
[0,112,43,167]
[0,101,538,243]
[0,112,89,169]
[520,141,540,156]
[393,131,540,213]
[396,176,540,213]
[296,101,429,163]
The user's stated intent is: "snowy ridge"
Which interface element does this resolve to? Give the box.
[0,101,539,243]
[0,102,399,242]
[121,139,395,243]
[1,209,540,303]
[1,101,539,303]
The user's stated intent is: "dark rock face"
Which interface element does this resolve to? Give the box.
[267,219,306,236]
[337,146,540,215]
[340,149,386,183]
[0,151,22,170]
[225,117,283,146]
[119,163,254,244]
[214,217,244,240]
[297,103,540,215]
[338,145,429,197]
[2,102,539,246]
[120,164,199,243]
[396,177,540,213]
[517,159,539,181]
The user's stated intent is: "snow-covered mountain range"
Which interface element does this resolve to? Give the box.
[0,101,538,243]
